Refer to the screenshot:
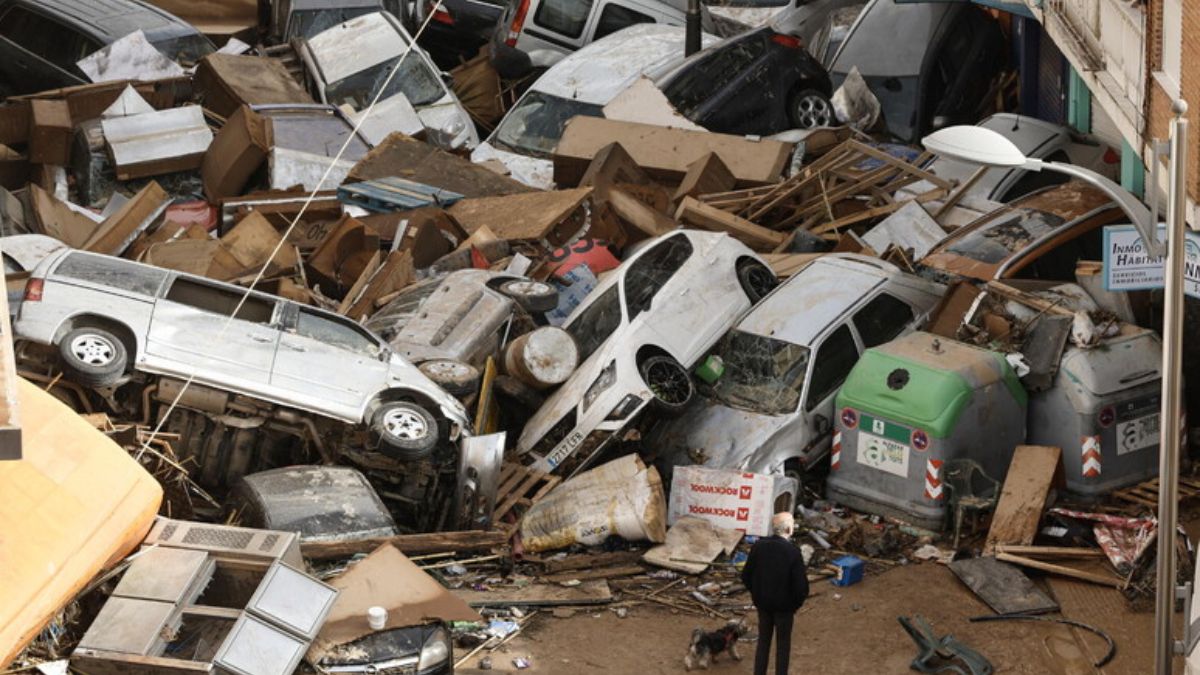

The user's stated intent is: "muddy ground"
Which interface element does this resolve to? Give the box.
[454,507,1200,674]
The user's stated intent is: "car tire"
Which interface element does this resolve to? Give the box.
[494,374,546,411]
[59,327,128,388]
[499,279,559,313]
[419,359,481,397]
[788,88,836,130]
[639,355,694,417]
[370,401,439,461]
[737,260,778,303]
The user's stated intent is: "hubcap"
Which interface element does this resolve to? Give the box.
[70,333,116,367]
[505,281,551,297]
[795,95,834,129]
[646,361,691,405]
[383,408,428,441]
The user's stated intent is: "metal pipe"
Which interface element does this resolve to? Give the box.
[685,0,701,56]
[1155,99,1188,675]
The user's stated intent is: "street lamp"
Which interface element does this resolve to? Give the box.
[923,116,1189,675]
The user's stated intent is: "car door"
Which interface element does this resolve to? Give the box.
[271,305,389,417]
[144,276,282,394]
[799,323,860,452]
[620,234,706,360]
[0,6,94,94]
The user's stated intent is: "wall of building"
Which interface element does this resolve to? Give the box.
[1146,0,1200,207]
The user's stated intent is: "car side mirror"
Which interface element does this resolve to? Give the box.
[813,414,831,435]
[931,115,952,131]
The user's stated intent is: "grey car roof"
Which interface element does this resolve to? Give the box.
[10,0,202,43]
[737,254,903,345]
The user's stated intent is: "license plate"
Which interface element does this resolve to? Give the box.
[856,432,910,478]
[1117,413,1159,455]
[545,429,585,468]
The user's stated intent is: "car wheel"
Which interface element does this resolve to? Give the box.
[370,401,439,460]
[419,359,481,397]
[639,355,694,416]
[737,260,778,302]
[499,279,559,313]
[59,327,127,388]
[789,89,836,130]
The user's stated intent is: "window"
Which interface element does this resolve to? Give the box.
[295,309,381,356]
[56,254,167,296]
[945,208,1067,265]
[491,91,604,158]
[533,0,594,39]
[622,234,694,319]
[1012,222,1106,282]
[1000,150,1070,202]
[852,293,914,349]
[325,51,445,109]
[662,35,767,117]
[594,4,654,40]
[0,7,95,71]
[805,325,858,411]
[1160,0,1182,97]
[565,285,622,363]
[165,278,276,324]
[709,331,810,415]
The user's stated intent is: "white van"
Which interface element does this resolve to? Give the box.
[489,0,715,72]
[472,24,717,188]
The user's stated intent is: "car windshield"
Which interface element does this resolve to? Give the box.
[565,285,622,364]
[708,330,810,415]
[290,7,376,40]
[151,34,215,66]
[364,277,441,340]
[491,91,604,158]
[945,207,1067,264]
[325,51,444,109]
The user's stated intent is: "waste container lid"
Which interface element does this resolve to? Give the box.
[836,332,1025,438]
[1060,328,1161,397]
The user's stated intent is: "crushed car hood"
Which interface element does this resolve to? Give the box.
[653,396,795,473]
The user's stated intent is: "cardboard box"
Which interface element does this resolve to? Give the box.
[201,105,271,202]
[194,54,313,119]
[0,145,28,191]
[553,117,793,188]
[28,100,72,166]
[102,106,212,180]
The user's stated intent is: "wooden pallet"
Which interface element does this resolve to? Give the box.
[1112,477,1200,507]
[493,462,560,531]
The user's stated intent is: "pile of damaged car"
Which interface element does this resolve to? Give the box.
[5,0,1200,673]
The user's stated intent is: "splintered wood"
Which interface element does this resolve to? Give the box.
[493,462,561,533]
[1113,476,1200,508]
[689,140,952,252]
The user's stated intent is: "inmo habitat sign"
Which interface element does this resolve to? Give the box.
[1103,225,1200,298]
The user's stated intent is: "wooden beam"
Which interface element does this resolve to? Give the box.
[301,530,509,561]
[809,188,946,235]
[675,197,786,250]
[995,552,1124,588]
[994,545,1105,558]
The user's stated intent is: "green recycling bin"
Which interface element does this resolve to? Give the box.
[826,332,1027,531]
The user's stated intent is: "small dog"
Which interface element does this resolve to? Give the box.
[684,617,748,670]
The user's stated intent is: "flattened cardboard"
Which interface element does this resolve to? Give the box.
[83,181,169,256]
[306,215,380,298]
[344,250,414,321]
[447,188,592,245]
[29,100,72,166]
[307,544,479,664]
[194,54,313,119]
[348,133,530,198]
[28,184,96,248]
[219,211,299,277]
[554,117,792,188]
[202,105,271,202]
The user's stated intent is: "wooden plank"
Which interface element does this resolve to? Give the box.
[452,580,612,607]
[542,564,646,584]
[985,446,1063,554]
[448,188,592,244]
[604,186,676,238]
[994,545,1106,558]
[537,550,646,573]
[675,197,786,249]
[996,552,1124,588]
[808,188,945,235]
[301,530,508,561]
[493,471,545,521]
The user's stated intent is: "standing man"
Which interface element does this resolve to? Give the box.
[741,512,808,675]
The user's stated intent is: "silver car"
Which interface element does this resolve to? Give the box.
[15,249,471,459]
[649,254,944,488]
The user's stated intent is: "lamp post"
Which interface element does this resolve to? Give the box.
[923,114,1189,675]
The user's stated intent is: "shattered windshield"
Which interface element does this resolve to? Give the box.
[491,91,604,158]
[945,208,1066,264]
[565,285,623,364]
[151,34,215,66]
[325,52,444,109]
[709,331,810,415]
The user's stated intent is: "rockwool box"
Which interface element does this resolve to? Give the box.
[668,466,777,536]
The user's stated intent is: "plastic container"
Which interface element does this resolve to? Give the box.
[827,332,1027,531]
[831,555,864,586]
[1028,329,1165,498]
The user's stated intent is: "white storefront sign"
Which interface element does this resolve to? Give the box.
[1103,225,1200,298]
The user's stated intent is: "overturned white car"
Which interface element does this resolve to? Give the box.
[518,230,777,476]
